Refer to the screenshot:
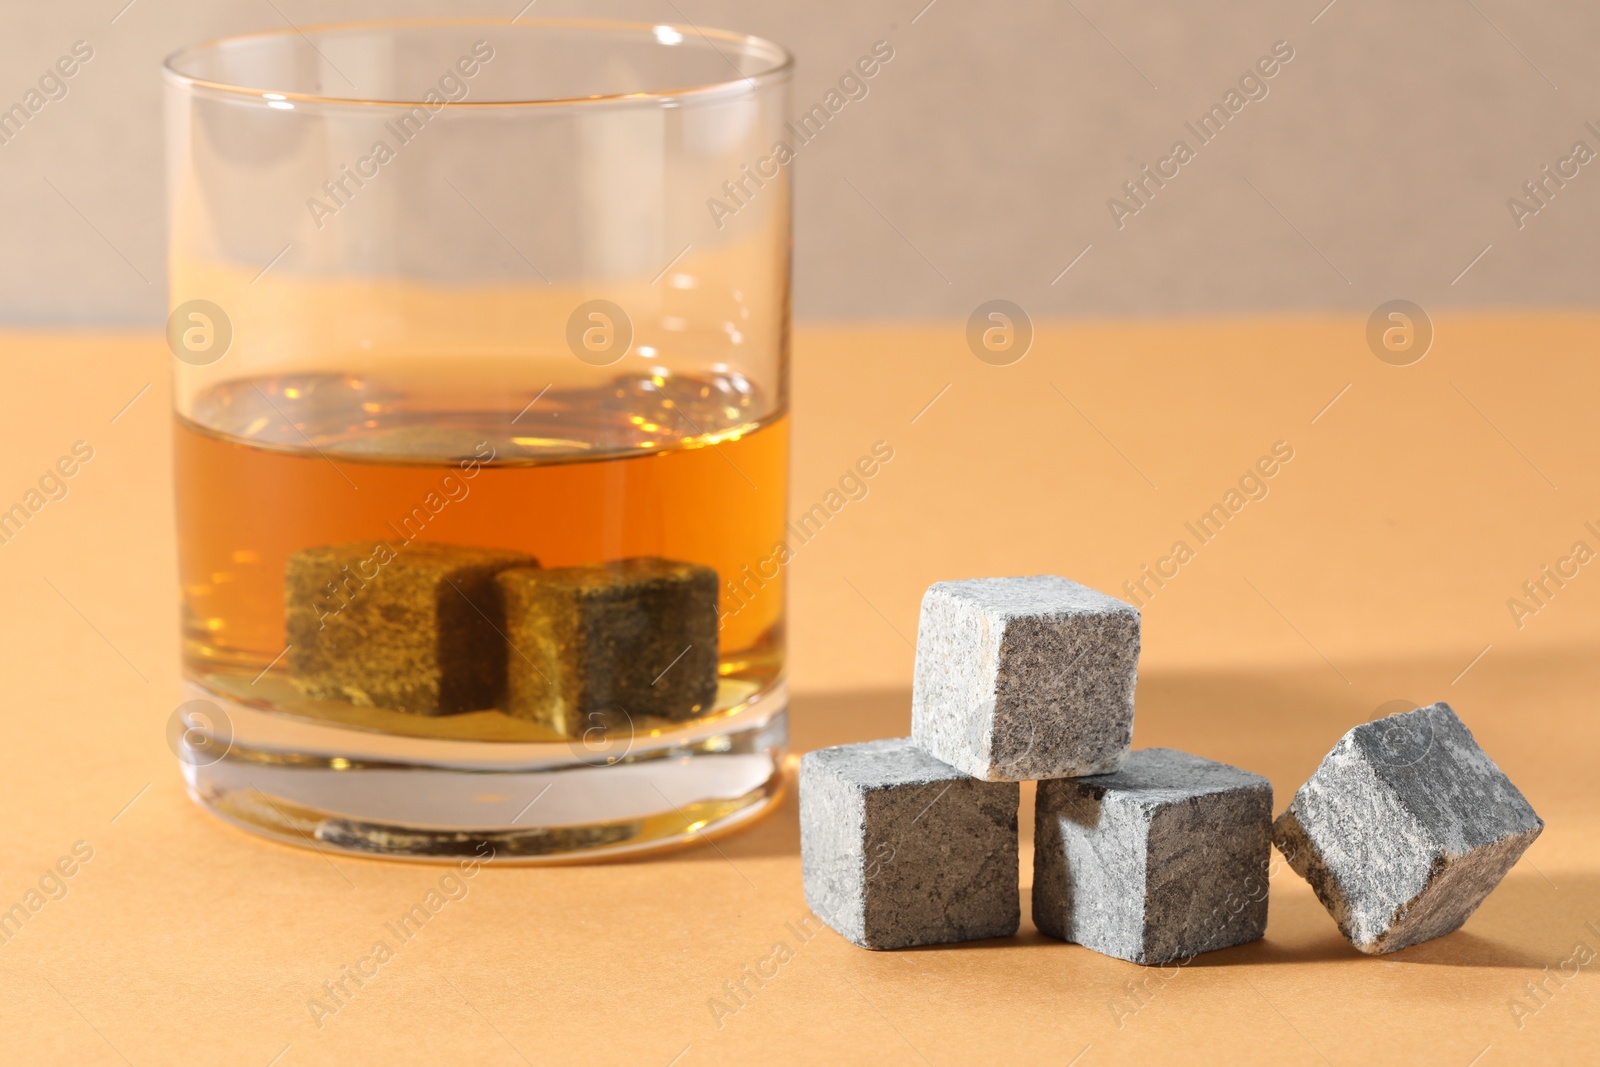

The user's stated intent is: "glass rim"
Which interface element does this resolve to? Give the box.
[161,16,793,109]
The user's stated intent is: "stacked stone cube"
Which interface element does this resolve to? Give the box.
[800,738,1020,950]
[800,576,1540,963]
[910,577,1138,781]
[1032,748,1272,964]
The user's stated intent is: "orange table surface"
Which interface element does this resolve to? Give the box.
[1,316,1596,1065]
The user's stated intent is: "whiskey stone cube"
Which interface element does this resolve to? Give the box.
[1272,701,1543,955]
[496,557,719,735]
[911,576,1139,781]
[286,541,536,715]
[801,737,1020,950]
[1034,748,1272,964]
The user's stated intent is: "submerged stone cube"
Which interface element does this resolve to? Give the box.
[1272,701,1543,955]
[801,737,1020,950]
[1033,747,1273,964]
[286,541,536,715]
[496,557,719,736]
[911,576,1139,781]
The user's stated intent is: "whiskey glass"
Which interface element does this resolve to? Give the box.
[164,18,792,860]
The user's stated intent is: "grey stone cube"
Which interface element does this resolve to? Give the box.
[1272,701,1543,955]
[911,576,1139,781]
[286,541,536,715]
[496,557,719,736]
[800,738,1020,950]
[1033,747,1273,964]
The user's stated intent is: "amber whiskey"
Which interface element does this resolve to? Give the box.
[175,369,787,742]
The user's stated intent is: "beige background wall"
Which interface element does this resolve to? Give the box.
[1,0,1596,325]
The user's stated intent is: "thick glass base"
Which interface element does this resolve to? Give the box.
[177,681,787,863]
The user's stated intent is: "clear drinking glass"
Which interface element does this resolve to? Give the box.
[163,19,792,861]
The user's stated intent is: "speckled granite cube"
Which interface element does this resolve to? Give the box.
[286,541,536,715]
[911,576,1139,781]
[801,738,1020,950]
[497,557,719,736]
[1033,748,1272,964]
[1273,702,1543,955]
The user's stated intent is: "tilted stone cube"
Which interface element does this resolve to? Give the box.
[496,557,719,736]
[286,541,536,715]
[911,576,1139,781]
[1272,701,1543,955]
[1033,747,1272,964]
[801,738,1020,950]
